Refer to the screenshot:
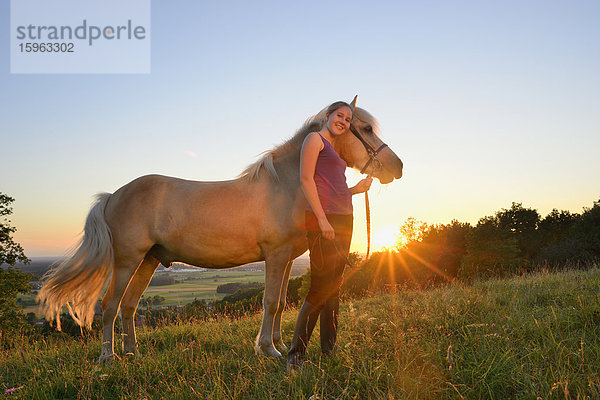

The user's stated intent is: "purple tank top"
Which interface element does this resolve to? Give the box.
[306,134,353,215]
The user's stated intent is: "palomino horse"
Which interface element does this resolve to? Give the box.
[38,97,403,363]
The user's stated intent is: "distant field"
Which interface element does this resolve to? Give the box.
[142,269,266,306]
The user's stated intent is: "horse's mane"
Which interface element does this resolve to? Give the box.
[240,107,379,182]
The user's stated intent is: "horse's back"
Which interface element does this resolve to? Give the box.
[104,174,270,267]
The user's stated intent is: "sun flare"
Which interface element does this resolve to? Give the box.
[372,225,405,251]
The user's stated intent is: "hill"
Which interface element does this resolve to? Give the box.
[2,267,599,399]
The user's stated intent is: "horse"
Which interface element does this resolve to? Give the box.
[37,96,403,364]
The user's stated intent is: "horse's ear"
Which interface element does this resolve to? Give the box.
[350,95,358,109]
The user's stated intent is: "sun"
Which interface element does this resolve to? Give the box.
[372,226,405,251]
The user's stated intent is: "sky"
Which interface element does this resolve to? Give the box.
[1,1,599,257]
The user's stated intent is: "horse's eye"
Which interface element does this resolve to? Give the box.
[364,125,373,133]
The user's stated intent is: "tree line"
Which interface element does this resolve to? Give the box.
[342,200,600,297]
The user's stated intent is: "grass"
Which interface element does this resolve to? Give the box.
[3,267,600,399]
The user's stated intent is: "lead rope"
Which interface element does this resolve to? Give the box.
[365,169,374,259]
[365,190,371,259]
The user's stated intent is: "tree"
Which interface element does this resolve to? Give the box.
[0,193,29,266]
[495,202,541,260]
[417,220,472,279]
[395,217,428,250]
[571,199,600,258]
[538,209,577,245]
[537,209,580,264]
[0,194,32,346]
[542,199,600,264]
[459,215,523,279]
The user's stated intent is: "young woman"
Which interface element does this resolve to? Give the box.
[287,101,372,371]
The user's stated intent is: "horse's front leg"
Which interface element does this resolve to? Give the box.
[255,248,291,358]
[272,260,293,352]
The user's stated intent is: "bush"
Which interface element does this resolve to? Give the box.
[182,298,209,321]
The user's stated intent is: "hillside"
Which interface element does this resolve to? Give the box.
[2,267,599,399]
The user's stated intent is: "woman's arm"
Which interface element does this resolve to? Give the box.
[300,133,335,240]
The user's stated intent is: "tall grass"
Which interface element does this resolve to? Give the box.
[2,267,599,399]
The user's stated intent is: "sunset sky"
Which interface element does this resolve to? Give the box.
[1,1,599,257]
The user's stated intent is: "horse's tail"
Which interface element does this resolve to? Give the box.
[37,193,114,330]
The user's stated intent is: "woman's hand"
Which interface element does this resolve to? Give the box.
[351,177,373,195]
[318,217,335,240]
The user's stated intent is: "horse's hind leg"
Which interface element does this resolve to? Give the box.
[255,248,291,358]
[99,251,145,364]
[273,260,293,352]
[120,254,160,357]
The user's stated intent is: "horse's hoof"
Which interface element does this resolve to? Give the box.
[255,343,283,359]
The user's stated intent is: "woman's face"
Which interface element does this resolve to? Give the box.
[326,106,352,136]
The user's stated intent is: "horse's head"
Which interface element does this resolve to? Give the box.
[320,96,403,184]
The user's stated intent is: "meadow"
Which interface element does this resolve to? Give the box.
[2,267,599,399]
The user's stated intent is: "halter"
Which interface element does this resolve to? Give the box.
[349,124,388,175]
[349,123,388,259]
